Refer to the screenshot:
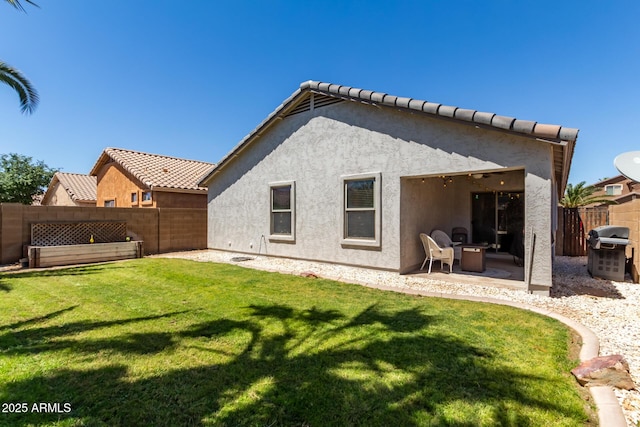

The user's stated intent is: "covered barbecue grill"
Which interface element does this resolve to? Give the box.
[587,225,630,281]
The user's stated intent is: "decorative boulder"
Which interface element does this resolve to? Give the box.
[571,355,635,390]
[300,271,319,278]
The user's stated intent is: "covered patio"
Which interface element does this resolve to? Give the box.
[399,168,526,287]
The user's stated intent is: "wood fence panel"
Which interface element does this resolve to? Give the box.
[563,208,586,256]
[561,207,609,257]
[578,206,609,236]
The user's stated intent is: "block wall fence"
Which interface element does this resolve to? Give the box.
[0,204,207,265]
[609,199,640,283]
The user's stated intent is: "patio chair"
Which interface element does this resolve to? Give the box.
[430,229,461,261]
[420,233,455,273]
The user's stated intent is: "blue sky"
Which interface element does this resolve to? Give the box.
[1,1,638,185]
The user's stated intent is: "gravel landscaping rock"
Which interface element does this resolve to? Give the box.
[155,250,640,426]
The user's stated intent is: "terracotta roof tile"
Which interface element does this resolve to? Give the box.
[55,172,97,201]
[299,80,579,141]
[91,148,215,192]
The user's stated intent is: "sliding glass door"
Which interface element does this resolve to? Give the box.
[471,192,524,252]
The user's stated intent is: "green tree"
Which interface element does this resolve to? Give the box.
[0,153,57,204]
[1,0,39,114]
[560,181,615,208]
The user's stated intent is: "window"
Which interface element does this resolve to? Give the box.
[142,191,152,203]
[605,184,622,196]
[104,199,115,207]
[131,192,138,203]
[269,181,295,241]
[342,172,381,247]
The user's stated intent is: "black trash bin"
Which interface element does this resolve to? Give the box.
[587,226,630,281]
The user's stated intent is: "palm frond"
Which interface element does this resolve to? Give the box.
[4,0,39,12]
[0,61,39,114]
[560,181,616,207]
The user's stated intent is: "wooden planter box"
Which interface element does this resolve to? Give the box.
[28,241,143,268]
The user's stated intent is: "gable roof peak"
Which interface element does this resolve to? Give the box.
[42,172,97,204]
[199,80,578,189]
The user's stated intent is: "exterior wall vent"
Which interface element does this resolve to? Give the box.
[285,93,343,117]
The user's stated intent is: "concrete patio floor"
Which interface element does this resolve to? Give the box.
[407,252,526,291]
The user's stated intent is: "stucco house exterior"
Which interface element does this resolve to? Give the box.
[41,172,97,207]
[199,81,578,295]
[90,148,214,208]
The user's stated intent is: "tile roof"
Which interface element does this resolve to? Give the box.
[301,81,579,141]
[593,174,628,187]
[200,80,578,190]
[90,148,215,192]
[42,172,97,204]
[56,172,97,201]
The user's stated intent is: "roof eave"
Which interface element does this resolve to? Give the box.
[199,80,580,187]
[199,86,307,187]
[151,186,208,195]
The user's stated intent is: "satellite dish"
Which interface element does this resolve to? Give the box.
[614,151,640,182]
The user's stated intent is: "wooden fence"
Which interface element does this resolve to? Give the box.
[560,206,609,256]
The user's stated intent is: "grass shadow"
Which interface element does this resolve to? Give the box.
[0,305,78,332]
[2,263,130,279]
[1,303,589,426]
[0,311,191,355]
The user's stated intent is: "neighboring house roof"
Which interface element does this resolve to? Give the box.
[593,174,631,187]
[199,80,578,194]
[41,172,97,205]
[90,148,215,193]
[611,191,640,204]
[31,193,44,206]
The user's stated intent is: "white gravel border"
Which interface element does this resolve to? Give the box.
[157,250,640,426]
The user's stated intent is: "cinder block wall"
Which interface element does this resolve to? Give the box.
[0,204,207,265]
[609,199,640,282]
[158,208,208,253]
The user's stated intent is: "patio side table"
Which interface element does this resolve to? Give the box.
[461,244,487,272]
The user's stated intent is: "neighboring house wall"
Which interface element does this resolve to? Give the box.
[206,101,556,290]
[43,182,77,206]
[96,162,148,208]
[96,162,206,208]
[591,175,640,203]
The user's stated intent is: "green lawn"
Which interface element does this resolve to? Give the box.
[0,258,593,426]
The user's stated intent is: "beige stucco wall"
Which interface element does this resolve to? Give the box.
[43,182,77,206]
[97,163,150,208]
[206,100,556,291]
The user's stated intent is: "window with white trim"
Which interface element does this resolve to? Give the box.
[269,181,295,241]
[342,172,381,247]
[605,184,622,196]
